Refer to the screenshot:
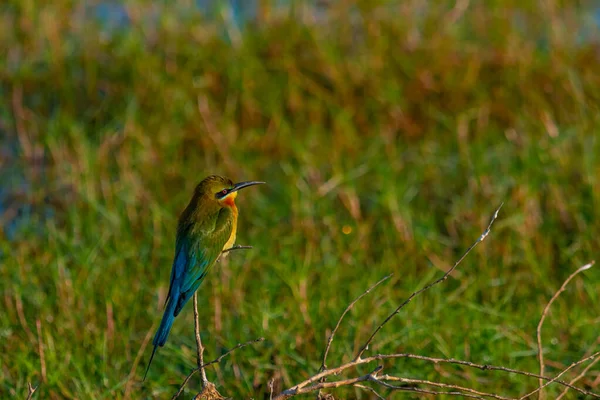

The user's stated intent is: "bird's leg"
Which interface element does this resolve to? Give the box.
[221,245,253,254]
[218,245,253,262]
[193,292,208,387]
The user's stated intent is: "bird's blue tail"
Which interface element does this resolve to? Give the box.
[144,295,178,380]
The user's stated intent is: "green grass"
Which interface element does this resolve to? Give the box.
[1,1,600,398]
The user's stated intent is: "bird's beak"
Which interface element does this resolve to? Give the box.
[230,181,265,193]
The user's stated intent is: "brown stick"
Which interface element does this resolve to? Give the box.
[194,293,209,387]
[372,377,488,399]
[378,374,513,400]
[354,384,385,399]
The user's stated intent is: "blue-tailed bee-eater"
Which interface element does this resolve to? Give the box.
[144,175,264,379]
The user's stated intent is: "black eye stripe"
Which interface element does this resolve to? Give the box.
[216,189,230,199]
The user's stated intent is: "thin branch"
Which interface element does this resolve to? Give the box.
[369,353,598,398]
[372,378,487,399]
[354,384,385,399]
[556,347,600,399]
[378,374,512,400]
[355,203,503,360]
[320,274,392,372]
[537,261,595,398]
[194,293,209,386]
[171,337,265,400]
[26,382,38,400]
[519,350,600,400]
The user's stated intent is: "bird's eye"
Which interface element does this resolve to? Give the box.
[216,189,228,199]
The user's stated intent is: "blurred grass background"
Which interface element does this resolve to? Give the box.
[1,0,600,398]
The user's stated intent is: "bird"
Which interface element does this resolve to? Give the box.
[144,175,264,380]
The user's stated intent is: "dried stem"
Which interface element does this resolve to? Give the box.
[556,342,600,400]
[537,261,595,399]
[378,374,512,400]
[372,378,487,399]
[194,293,209,387]
[171,337,264,400]
[520,350,600,400]
[354,384,385,399]
[355,203,503,360]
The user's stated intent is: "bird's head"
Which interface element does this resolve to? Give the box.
[194,175,264,209]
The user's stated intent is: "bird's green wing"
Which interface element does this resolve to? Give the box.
[169,207,234,316]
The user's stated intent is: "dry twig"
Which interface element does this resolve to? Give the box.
[354,383,385,399]
[373,378,487,399]
[369,353,598,397]
[520,350,600,400]
[194,293,209,387]
[556,342,600,400]
[378,374,512,400]
[537,261,595,399]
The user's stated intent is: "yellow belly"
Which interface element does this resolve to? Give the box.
[222,204,238,253]
[223,225,237,251]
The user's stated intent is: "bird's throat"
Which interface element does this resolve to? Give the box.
[223,195,236,208]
